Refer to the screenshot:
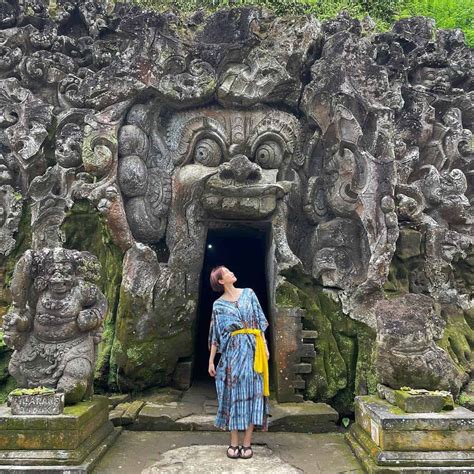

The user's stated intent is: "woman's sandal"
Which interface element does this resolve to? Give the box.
[226,445,240,459]
[240,445,253,459]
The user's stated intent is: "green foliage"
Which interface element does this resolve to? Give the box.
[9,386,55,396]
[397,0,473,46]
[121,0,473,45]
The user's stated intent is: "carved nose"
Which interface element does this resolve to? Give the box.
[219,155,262,183]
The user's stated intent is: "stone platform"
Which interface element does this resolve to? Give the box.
[94,430,363,473]
[109,380,339,433]
[0,395,120,473]
[346,395,474,472]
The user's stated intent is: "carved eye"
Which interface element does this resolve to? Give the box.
[255,141,283,169]
[194,138,222,166]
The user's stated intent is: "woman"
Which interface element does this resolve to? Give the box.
[208,265,270,459]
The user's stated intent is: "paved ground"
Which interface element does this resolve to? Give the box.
[93,430,363,473]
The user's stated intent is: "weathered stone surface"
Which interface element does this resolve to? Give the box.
[142,444,301,473]
[113,400,145,426]
[375,294,467,396]
[108,393,131,408]
[348,423,474,470]
[0,1,471,414]
[0,396,118,467]
[268,400,339,432]
[96,430,362,473]
[127,386,340,433]
[132,403,191,431]
[9,392,64,415]
[355,396,474,432]
[347,395,474,471]
[2,248,108,404]
[393,389,454,413]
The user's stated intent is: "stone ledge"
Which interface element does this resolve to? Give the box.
[356,395,474,431]
[0,396,109,432]
[0,420,115,466]
[347,424,474,470]
[0,426,121,473]
[128,399,339,432]
[268,400,338,432]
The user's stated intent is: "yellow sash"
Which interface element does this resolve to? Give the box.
[230,328,269,396]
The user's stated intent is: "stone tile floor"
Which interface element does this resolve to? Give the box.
[93,430,363,473]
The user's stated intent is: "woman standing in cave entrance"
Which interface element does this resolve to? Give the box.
[208,265,270,460]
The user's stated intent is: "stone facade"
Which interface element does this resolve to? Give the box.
[0,2,472,408]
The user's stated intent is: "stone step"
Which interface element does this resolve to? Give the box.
[126,399,339,433]
[299,342,317,358]
[294,362,312,374]
[268,401,339,433]
[111,400,146,426]
[292,376,306,389]
[301,330,318,341]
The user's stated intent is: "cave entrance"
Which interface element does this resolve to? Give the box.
[192,223,273,385]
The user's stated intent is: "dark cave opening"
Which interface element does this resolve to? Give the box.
[192,224,273,383]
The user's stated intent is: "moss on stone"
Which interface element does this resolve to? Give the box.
[0,201,32,397]
[61,199,124,390]
[459,392,474,409]
[9,386,55,396]
[112,279,193,391]
[278,267,376,415]
[0,200,32,319]
[383,256,410,295]
[0,377,17,404]
[437,308,474,375]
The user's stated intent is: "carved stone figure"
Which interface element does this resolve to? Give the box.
[0,4,471,406]
[3,248,107,404]
[374,294,467,396]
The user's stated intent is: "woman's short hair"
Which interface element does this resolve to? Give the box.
[210,265,226,292]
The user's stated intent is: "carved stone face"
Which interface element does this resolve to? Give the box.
[311,217,367,289]
[37,250,75,294]
[429,227,470,263]
[55,123,82,168]
[169,107,300,220]
[421,167,469,224]
[412,66,452,94]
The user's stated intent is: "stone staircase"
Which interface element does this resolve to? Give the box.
[273,306,319,402]
[108,380,339,433]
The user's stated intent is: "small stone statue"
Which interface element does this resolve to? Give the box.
[3,248,107,404]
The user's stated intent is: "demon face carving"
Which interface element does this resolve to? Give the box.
[167,107,301,220]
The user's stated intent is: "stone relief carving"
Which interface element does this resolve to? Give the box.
[0,3,471,402]
[3,247,107,403]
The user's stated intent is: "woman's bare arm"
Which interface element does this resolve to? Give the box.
[208,343,217,377]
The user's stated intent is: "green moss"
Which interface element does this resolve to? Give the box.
[9,386,55,396]
[0,201,31,395]
[459,392,474,409]
[0,377,17,404]
[387,404,406,415]
[61,199,124,391]
[0,200,31,319]
[437,308,474,374]
[111,280,196,392]
[116,0,474,46]
[383,256,413,296]
[278,267,376,415]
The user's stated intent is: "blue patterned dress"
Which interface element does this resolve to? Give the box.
[208,287,270,431]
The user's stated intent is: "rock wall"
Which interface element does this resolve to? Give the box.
[0,1,472,411]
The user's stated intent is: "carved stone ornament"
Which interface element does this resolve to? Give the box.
[0,4,472,404]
